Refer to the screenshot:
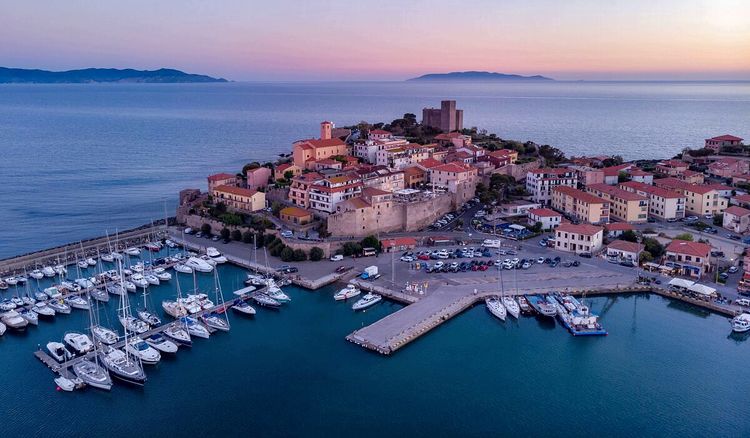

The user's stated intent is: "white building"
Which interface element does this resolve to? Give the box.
[554,223,604,254]
[527,208,562,230]
[526,168,578,205]
[308,175,363,213]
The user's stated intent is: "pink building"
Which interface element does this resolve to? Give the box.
[245,166,272,190]
[705,134,743,153]
[207,172,237,192]
[571,166,605,187]
[707,158,749,179]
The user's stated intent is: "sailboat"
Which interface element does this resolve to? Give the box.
[503,267,521,319]
[71,291,113,391]
[200,269,231,332]
[485,296,507,321]
[100,260,147,385]
[137,287,162,327]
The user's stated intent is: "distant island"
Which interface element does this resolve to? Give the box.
[408,71,553,82]
[0,67,228,84]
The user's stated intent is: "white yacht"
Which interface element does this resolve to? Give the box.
[162,300,189,318]
[179,316,210,339]
[2,310,29,330]
[502,296,520,319]
[77,260,89,269]
[119,316,149,334]
[130,274,149,289]
[47,299,71,314]
[92,325,119,345]
[233,300,256,315]
[46,341,72,362]
[17,308,38,326]
[0,321,5,336]
[153,268,172,281]
[731,313,750,333]
[72,358,112,391]
[64,332,94,355]
[145,333,179,353]
[137,309,161,327]
[32,301,56,318]
[53,265,67,276]
[185,257,213,273]
[0,299,16,311]
[125,247,141,257]
[66,295,90,310]
[352,293,382,311]
[100,253,115,263]
[75,278,94,289]
[144,273,160,286]
[41,266,56,277]
[126,337,161,365]
[164,322,192,347]
[206,247,228,264]
[106,283,126,296]
[200,255,218,267]
[30,269,44,279]
[266,281,290,302]
[485,297,507,321]
[44,286,62,299]
[131,263,145,273]
[99,346,145,386]
[202,313,230,332]
[174,263,193,274]
[86,257,97,266]
[123,280,137,293]
[54,376,77,392]
[334,284,361,301]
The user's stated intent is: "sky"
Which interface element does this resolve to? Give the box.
[1,0,749,81]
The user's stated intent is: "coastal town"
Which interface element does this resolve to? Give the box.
[0,100,748,391]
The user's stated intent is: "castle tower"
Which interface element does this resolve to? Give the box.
[320,121,333,140]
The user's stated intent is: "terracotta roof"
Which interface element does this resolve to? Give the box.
[433,163,472,173]
[602,164,632,177]
[419,158,443,169]
[658,159,688,168]
[666,240,711,258]
[343,197,370,209]
[557,223,603,236]
[529,168,574,175]
[619,181,685,199]
[588,184,648,202]
[370,129,391,135]
[733,194,750,204]
[361,187,391,197]
[528,208,561,218]
[489,149,517,158]
[435,132,467,140]
[605,222,634,231]
[607,240,644,253]
[382,237,417,248]
[213,185,259,197]
[724,206,750,217]
[275,163,293,172]
[404,166,425,176]
[553,186,609,204]
[656,179,722,195]
[280,206,312,218]
[707,134,743,141]
[627,168,651,177]
[297,138,346,148]
[207,173,235,182]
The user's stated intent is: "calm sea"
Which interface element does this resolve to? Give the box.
[1,81,749,258]
[0,259,748,437]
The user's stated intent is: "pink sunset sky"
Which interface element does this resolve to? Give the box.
[1,0,749,81]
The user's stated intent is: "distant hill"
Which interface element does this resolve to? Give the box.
[408,71,553,82]
[0,67,228,83]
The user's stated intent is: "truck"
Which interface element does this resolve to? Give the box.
[360,265,379,280]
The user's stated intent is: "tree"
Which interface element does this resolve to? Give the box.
[271,201,283,216]
[283,170,294,181]
[639,251,654,263]
[280,246,294,262]
[231,229,242,241]
[200,223,212,235]
[342,242,362,257]
[713,214,723,226]
[360,235,381,252]
[643,237,665,258]
[242,231,253,244]
[309,247,324,261]
[220,227,230,240]
[620,230,639,242]
[674,233,694,241]
[292,249,307,262]
[617,171,630,183]
[219,213,243,226]
[530,221,543,233]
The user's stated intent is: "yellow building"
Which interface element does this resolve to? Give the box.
[551,186,610,224]
[554,223,604,254]
[586,184,649,223]
[212,185,265,213]
[654,178,728,216]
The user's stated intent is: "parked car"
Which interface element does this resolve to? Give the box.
[728,266,739,273]
[280,230,294,238]
[184,227,194,234]
[704,214,713,220]
[400,255,414,262]
[579,252,592,258]
[330,254,344,262]
[537,257,545,264]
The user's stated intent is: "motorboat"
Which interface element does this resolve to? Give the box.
[99,346,146,386]
[92,325,119,345]
[21,295,36,306]
[186,257,214,273]
[77,260,89,269]
[72,358,112,391]
[30,269,44,279]
[179,316,210,339]
[53,265,67,276]
[65,295,90,310]
[334,284,361,301]
[200,255,218,266]
[352,293,382,311]
[485,297,507,321]
[123,281,137,293]
[162,300,188,318]
[202,313,230,332]
[2,310,29,330]
[75,278,94,289]
[0,299,16,311]
[245,274,265,286]
[153,268,172,281]
[106,283,126,296]
[266,284,290,302]
[10,296,23,307]
[119,316,149,334]
[34,290,49,302]
[206,247,228,264]
[145,333,179,353]
[165,239,177,248]
[173,264,193,274]
[502,296,520,319]
[131,263,144,273]
[0,322,5,336]
[251,293,281,309]
[526,295,557,318]
[17,308,38,326]
[137,309,162,327]
[0,280,7,290]
[126,337,161,365]
[44,286,62,299]
[145,242,162,252]
[46,341,72,362]
[111,252,123,261]
[125,247,141,257]
[5,276,18,286]
[86,257,97,266]
[100,253,114,263]
[130,274,149,289]
[187,293,214,310]
[64,332,94,355]
[232,300,256,315]
[32,301,56,318]
[144,273,160,286]
[731,313,750,333]
[42,266,56,277]
[54,376,78,392]
[89,288,109,303]
[163,323,192,347]
[47,299,71,315]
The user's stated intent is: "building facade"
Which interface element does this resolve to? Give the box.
[527,208,562,230]
[586,183,649,223]
[211,185,265,213]
[722,206,750,233]
[664,240,712,278]
[619,181,686,220]
[551,186,610,224]
[421,100,463,132]
[554,223,604,254]
[526,168,578,205]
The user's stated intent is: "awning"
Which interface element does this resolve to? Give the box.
[687,283,717,297]
[668,278,695,289]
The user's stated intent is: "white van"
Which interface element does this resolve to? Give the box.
[330,254,344,262]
